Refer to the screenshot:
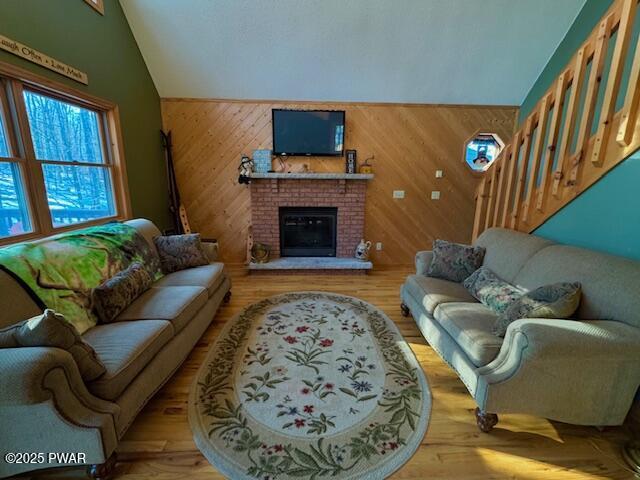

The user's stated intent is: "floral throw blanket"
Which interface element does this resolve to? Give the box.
[0,222,163,334]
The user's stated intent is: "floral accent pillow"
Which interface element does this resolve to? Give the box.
[426,239,486,282]
[92,262,153,323]
[0,309,106,381]
[493,282,582,337]
[463,266,525,315]
[153,233,210,274]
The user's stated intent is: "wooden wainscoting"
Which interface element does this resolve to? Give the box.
[161,99,516,265]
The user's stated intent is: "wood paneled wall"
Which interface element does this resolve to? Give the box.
[161,99,516,265]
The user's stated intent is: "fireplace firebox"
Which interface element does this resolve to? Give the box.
[279,207,337,257]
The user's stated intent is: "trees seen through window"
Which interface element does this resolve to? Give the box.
[0,70,127,243]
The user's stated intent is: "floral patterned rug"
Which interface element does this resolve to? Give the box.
[189,292,431,479]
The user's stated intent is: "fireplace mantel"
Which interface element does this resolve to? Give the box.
[249,172,374,180]
[249,174,369,266]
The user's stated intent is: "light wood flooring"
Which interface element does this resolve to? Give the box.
[31,267,635,479]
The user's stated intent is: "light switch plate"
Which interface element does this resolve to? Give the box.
[435,170,444,178]
[393,190,405,199]
[431,191,441,200]
[376,242,383,251]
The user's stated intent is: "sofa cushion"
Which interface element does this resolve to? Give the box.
[514,244,640,327]
[494,282,582,337]
[474,228,553,283]
[154,263,226,297]
[154,234,210,274]
[92,263,153,323]
[84,320,173,400]
[404,274,477,315]
[434,302,503,367]
[1,309,106,381]
[463,266,525,315]
[116,286,208,333]
[426,239,485,282]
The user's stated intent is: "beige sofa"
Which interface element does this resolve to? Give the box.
[0,219,231,478]
[400,228,640,432]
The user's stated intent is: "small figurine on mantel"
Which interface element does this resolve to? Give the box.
[238,155,254,184]
[355,239,372,261]
[359,155,374,174]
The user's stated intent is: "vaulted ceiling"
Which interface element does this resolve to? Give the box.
[121,0,585,105]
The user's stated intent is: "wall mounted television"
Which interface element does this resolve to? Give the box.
[272,109,345,157]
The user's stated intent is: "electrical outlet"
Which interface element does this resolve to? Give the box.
[431,191,441,200]
[435,170,444,178]
[393,190,405,199]
[376,242,383,251]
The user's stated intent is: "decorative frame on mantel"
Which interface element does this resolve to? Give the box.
[84,0,104,15]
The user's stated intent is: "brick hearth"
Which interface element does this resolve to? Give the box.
[250,178,367,258]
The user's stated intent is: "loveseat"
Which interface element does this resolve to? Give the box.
[0,219,231,478]
[400,228,640,432]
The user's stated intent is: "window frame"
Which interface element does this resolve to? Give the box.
[462,129,505,176]
[0,61,131,246]
[84,0,105,15]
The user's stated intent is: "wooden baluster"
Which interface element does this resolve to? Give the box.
[492,144,510,227]
[536,73,567,211]
[484,164,498,231]
[501,132,521,227]
[511,116,533,229]
[591,0,636,165]
[472,177,488,241]
[617,15,640,145]
[569,17,610,185]
[523,95,551,223]
[552,47,587,195]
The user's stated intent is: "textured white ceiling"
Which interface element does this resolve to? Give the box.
[120,0,585,105]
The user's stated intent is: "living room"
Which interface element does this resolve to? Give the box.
[0,0,639,479]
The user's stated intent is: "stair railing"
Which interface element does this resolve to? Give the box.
[473,0,640,240]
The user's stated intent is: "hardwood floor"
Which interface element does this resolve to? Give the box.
[33,267,634,479]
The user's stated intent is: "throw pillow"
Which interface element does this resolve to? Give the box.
[493,282,582,337]
[153,233,210,274]
[426,239,485,282]
[0,309,106,381]
[92,262,153,323]
[463,266,526,315]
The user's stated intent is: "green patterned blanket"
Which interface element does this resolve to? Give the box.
[0,222,163,333]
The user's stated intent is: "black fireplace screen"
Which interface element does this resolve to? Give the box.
[279,207,337,257]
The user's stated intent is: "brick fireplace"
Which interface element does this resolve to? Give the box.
[249,174,372,269]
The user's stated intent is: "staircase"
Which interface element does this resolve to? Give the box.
[473,0,640,240]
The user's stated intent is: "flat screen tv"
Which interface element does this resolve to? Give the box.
[272,109,345,157]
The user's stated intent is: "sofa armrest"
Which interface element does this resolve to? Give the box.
[201,239,219,262]
[415,250,433,276]
[0,347,119,410]
[488,319,640,366]
[476,319,640,424]
[0,347,120,471]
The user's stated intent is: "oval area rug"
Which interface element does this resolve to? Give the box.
[189,292,431,479]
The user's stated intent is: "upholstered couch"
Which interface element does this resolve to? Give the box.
[400,228,640,432]
[0,219,231,478]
